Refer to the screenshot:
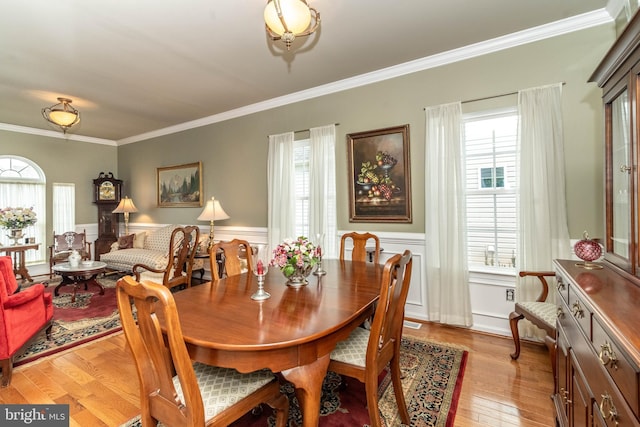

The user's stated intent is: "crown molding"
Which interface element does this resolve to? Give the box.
[0,122,117,145]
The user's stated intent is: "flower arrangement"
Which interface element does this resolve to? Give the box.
[271,236,320,278]
[0,207,37,229]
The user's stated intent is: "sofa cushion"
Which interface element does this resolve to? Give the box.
[100,248,167,272]
[133,232,147,249]
[144,224,180,254]
[118,234,135,249]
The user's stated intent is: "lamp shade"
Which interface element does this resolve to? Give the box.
[197,198,230,222]
[113,196,138,213]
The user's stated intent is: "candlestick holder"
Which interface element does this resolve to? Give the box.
[251,271,270,300]
[251,245,271,300]
[313,255,326,276]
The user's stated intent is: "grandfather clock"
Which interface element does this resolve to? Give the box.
[93,172,123,260]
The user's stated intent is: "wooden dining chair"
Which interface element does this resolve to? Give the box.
[209,239,254,281]
[116,275,289,426]
[340,232,380,263]
[133,226,199,291]
[329,250,413,427]
[509,270,557,382]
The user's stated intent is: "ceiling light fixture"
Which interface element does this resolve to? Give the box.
[42,97,80,133]
[264,0,320,51]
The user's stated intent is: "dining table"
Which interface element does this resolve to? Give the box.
[155,258,382,427]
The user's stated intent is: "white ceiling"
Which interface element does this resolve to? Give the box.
[0,0,613,144]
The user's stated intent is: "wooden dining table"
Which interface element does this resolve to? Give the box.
[155,259,381,427]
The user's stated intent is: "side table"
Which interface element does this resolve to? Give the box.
[52,261,107,303]
[0,243,40,282]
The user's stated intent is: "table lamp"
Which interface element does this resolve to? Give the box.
[197,196,230,248]
[112,196,138,235]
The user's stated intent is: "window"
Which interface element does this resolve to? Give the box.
[52,183,76,233]
[464,111,518,270]
[294,139,311,238]
[0,156,46,262]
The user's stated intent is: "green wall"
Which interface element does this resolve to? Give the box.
[117,24,615,240]
[0,130,117,238]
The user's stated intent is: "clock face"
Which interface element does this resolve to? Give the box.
[99,181,116,200]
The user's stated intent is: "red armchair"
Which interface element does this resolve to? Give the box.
[0,256,53,386]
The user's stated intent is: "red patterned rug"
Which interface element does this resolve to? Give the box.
[14,275,122,366]
[121,335,468,427]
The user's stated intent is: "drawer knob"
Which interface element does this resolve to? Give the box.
[571,301,584,319]
[620,164,632,173]
[557,280,565,291]
[556,307,565,319]
[598,342,618,369]
[599,393,619,424]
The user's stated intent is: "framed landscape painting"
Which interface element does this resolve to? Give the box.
[157,162,203,207]
[347,125,412,223]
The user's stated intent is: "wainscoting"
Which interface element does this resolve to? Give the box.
[47,223,523,337]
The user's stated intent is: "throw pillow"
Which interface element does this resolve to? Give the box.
[133,231,147,249]
[118,234,135,249]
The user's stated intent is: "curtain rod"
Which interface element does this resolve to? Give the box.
[293,122,340,134]
[423,83,566,108]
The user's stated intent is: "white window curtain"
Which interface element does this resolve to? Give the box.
[52,183,75,233]
[268,132,296,252]
[424,102,473,327]
[516,83,571,338]
[0,183,46,263]
[309,124,337,259]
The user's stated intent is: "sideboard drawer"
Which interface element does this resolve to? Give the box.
[556,273,569,304]
[567,289,592,340]
[593,317,640,417]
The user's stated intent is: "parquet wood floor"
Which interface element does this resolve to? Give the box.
[1,320,554,426]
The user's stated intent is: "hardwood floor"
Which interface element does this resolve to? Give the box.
[1,321,555,426]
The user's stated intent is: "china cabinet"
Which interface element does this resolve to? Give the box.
[92,172,122,259]
[550,11,640,427]
[590,11,640,279]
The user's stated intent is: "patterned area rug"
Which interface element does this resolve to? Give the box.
[120,335,468,427]
[14,275,123,367]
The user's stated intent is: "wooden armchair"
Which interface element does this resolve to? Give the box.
[116,275,289,426]
[49,230,92,278]
[133,226,199,291]
[509,271,557,380]
[340,232,380,263]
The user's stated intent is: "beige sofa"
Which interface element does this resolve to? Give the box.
[99,224,182,273]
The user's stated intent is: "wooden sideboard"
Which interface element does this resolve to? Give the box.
[553,259,640,426]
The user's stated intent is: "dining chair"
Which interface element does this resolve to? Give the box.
[509,270,557,383]
[116,275,289,426]
[340,232,380,263]
[133,225,199,291]
[209,239,254,281]
[329,250,412,427]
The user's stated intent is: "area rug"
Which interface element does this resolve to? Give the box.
[14,275,123,367]
[120,335,468,427]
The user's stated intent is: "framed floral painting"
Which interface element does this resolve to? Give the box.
[347,125,412,223]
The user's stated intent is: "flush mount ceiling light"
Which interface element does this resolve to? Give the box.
[42,97,80,133]
[264,0,320,51]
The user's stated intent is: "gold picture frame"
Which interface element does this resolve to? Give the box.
[347,125,412,223]
[157,162,203,207]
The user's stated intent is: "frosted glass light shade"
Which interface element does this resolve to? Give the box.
[264,0,312,36]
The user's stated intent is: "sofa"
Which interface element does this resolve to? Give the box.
[100,224,182,273]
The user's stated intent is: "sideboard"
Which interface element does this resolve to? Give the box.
[553,259,640,426]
